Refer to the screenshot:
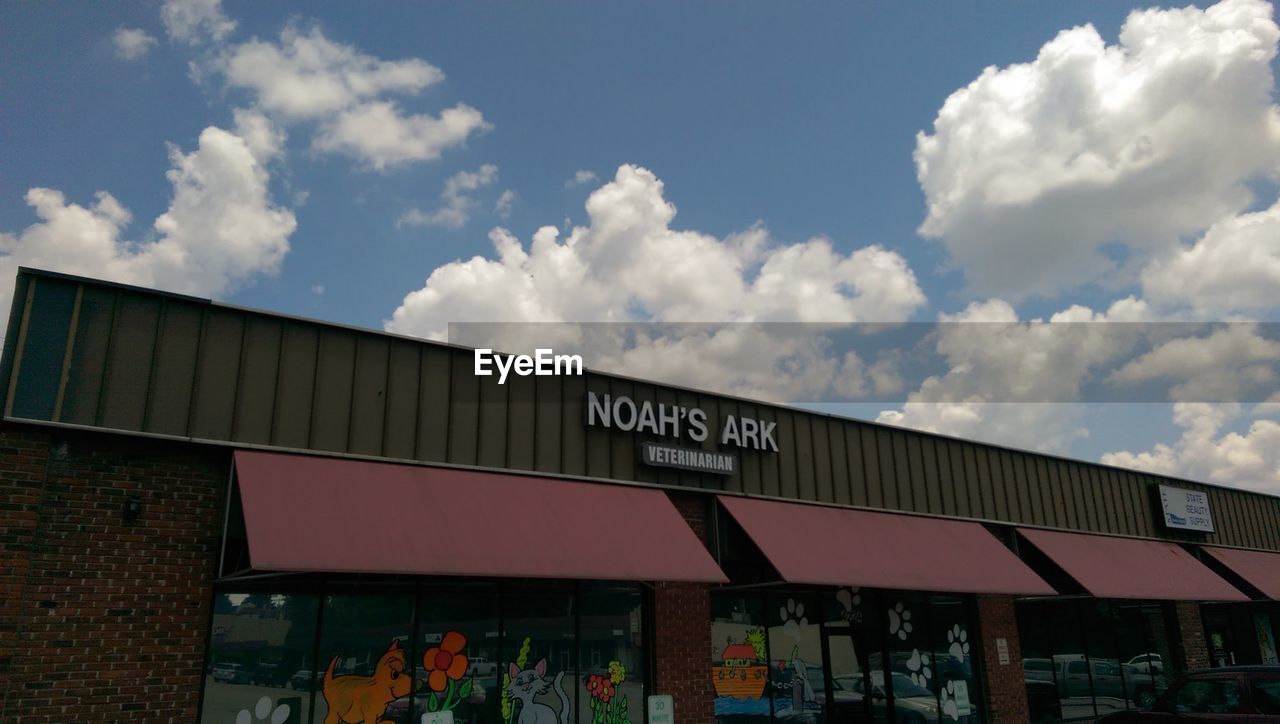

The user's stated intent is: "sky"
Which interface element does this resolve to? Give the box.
[3,0,1280,494]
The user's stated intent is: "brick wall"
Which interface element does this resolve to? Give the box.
[0,425,227,722]
[1173,601,1210,672]
[653,493,715,723]
[976,595,1029,724]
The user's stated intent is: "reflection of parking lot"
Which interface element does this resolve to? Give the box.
[201,678,311,723]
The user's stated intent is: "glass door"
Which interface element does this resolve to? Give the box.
[823,629,875,723]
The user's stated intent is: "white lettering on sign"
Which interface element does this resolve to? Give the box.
[474,348,583,384]
[647,694,674,724]
[642,442,736,475]
[586,392,778,452]
[997,638,1010,665]
[1158,485,1215,533]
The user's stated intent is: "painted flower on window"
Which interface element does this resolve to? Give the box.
[422,630,474,712]
[586,661,630,724]
[587,673,616,702]
[424,631,469,691]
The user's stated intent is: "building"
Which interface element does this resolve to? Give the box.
[1,267,1278,723]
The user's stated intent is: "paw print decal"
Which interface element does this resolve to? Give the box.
[940,680,961,721]
[887,602,912,640]
[947,624,970,660]
[835,588,864,624]
[235,696,290,724]
[905,648,932,689]
[779,598,808,640]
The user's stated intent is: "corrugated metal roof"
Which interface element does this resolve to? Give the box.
[5,267,1279,551]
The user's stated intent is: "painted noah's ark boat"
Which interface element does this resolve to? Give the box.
[713,643,769,699]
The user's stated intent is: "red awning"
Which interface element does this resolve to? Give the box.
[1203,546,1280,600]
[1018,528,1248,601]
[232,451,727,583]
[718,496,1055,595]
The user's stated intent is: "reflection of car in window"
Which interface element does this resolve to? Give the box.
[1125,653,1163,675]
[289,669,313,690]
[1097,666,1280,722]
[211,662,249,685]
[830,672,940,723]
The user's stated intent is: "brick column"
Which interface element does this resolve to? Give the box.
[0,428,227,722]
[0,428,53,719]
[976,594,1030,724]
[1172,601,1210,673]
[653,493,715,723]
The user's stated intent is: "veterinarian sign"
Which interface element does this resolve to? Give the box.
[586,391,779,475]
[586,392,780,452]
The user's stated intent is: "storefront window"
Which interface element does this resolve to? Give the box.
[1202,601,1280,669]
[200,592,319,724]
[201,582,646,724]
[711,587,983,724]
[711,592,771,723]
[929,596,980,723]
[1017,599,1180,722]
[501,586,576,724]
[313,591,417,724]
[416,582,502,723]
[885,593,940,724]
[577,584,644,724]
[768,591,826,722]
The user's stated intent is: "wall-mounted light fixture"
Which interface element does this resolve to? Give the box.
[123,496,142,525]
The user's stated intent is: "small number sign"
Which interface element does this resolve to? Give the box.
[647,694,674,724]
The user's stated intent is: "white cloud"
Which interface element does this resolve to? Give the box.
[315,101,489,171]
[386,165,927,400]
[112,28,157,60]
[494,190,516,219]
[1108,323,1280,401]
[1142,199,1280,315]
[231,108,285,163]
[220,24,443,120]
[915,0,1280,299]
[311,284,325,295]
[217,24,488,170]
[1103,403,1280,493]
[161,0,236,45]
[565,170,598,188]
[388,164,926,337]
[876,296,1150,452]
[0,125,295,321]
[397,164,499,229]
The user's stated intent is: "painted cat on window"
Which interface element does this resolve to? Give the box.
[321,639,411,724]
[506,659,570,724]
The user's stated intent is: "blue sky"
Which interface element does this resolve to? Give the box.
[3,0,1279,493]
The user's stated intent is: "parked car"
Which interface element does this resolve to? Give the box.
[1024,655,1164,711]
[830,672,942,723]
[289,669,314,690]
[249,661,283,687]
[382,680,487,723]
[468,656,498,677]
[211,662,249,685]
[1127,654,1165,676]
[1099,666,1280,721]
